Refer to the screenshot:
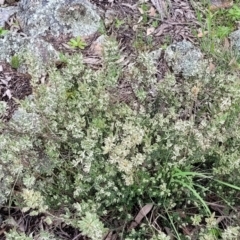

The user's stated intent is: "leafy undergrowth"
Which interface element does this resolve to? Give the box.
[1,1,240,240]
[0,36,240,239]
[194,1,240,73]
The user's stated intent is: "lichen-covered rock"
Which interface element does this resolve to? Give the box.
[0,32,59,75]
[0,0,101,76]
[0,32,26,62]
[17,0,101,37]
[229,30,240,54]
[164,40,207,79]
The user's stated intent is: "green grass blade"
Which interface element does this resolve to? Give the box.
[214,179,240,191]
[174,179,211,215]
[172,168,211,179]
[164,206,181,240]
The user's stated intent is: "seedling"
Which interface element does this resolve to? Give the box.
[215,25,232,38]
[114,18,125,29]
[139,3,150,24]
[0,27,8,36]
[10,55,21,69]
[68,36,87,49]
[59,53,68,64]
[151,20,159,28]
[228,5,240,21]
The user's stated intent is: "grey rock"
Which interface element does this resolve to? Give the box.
[0,6,18,27]
[95,35,105,44]
[0,0,101,77]
[0,32,59,74]
[230,30,240,53]
[0,32,26,62]
[17,0,101,37]
[164,40,207,79]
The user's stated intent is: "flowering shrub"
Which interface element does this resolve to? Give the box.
[1,38,240,239]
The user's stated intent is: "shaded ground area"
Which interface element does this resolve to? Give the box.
[0,62,32,120]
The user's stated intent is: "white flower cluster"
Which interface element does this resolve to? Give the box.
[222,226,240,239]
[1,36,240,239]
[21,189,48,215]
[103,121,145,185]
[77,212,107,240]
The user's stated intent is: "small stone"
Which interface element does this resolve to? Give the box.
[229,30,240,54]
[164,40,207,79]
[90,35,105,56]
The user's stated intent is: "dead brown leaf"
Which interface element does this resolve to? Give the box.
[223,37,230,50]
[208,62,216,72]
[121,3,137,11]
[151,0,169,19]
[155,23,169,36]
[133,24,138,31]
[83,57,101,65]
[135,204,153,223]
[0,78,9,86]
[137,16,143,24]
[62,43,75,50]
[197,29,208,38]
[149,6,157,17]
[90,42,103,56]
[182,226,192,236]
[104,231,118,240]
[3,89,12,99]
[129,204,153,230]
[116,56,125,64]
[138,7,144,15]
[147,27,155,36]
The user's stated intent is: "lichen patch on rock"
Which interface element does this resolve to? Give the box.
[230,30,240,54]
[17,0,101,37]
[0,32,59,75]
[164,40,207,79]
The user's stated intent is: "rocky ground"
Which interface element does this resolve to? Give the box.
[0,0,240,239]
[0,0,202,120]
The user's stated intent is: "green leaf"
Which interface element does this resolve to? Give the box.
[0,27,8,36]
[68,36,87,49]
[10,55,21,69]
